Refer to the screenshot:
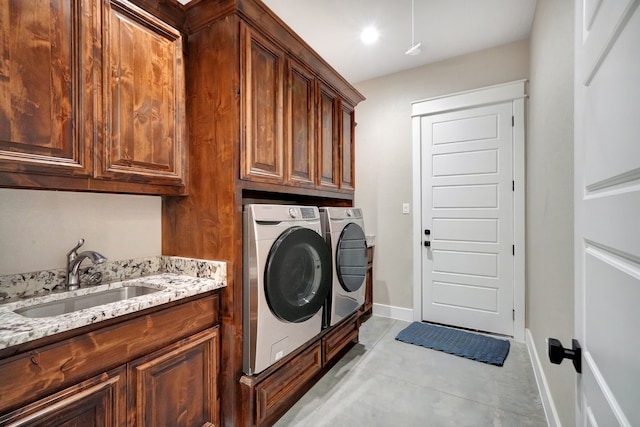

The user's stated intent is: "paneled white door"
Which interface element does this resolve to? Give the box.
[420,102,514,336]
[574,0,640,425]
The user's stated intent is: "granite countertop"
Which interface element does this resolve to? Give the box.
[0,256,226,350]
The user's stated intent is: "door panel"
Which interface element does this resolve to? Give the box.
[0,368,126,427]
[433,149,498,176]
[432,250,498,277]
[285,60,315,186]
[432,218,498,242]
[421,102,514,336]
[575,0,640,425]
[240,23,284,183]
[317,85,338,189]
[127,328,219,427]
[433,281,498,312]
[433,184,498,208]
[0,0,93,177]
[340,104,355,190]
[432,114,498,144]
[99,0,186,186]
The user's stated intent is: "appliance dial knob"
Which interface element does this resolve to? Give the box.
[346,209,353,217]
[288,208,298,218]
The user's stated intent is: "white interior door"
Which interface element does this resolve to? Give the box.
[420,102,514,336]
[574,0,640,425]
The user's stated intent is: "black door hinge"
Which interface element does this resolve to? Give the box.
[512,309,515,320]
[512,181,515,191]
[512,245,515,256]
[512,116,514,127]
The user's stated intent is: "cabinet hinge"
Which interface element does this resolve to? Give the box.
[512,116,514,127]
[512,180,515,191]
[513,309,515,320]
[512,245,515,256]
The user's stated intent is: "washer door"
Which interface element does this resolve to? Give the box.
[264,226,332,323]
[336,223,367,292]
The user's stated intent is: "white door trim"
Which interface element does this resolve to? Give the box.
[411,80,527,341]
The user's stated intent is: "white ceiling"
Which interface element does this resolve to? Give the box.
[262,0,537,84]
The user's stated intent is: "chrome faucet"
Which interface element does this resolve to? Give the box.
[66,239,107,290]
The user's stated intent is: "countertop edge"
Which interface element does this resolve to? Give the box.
[0,273,226,351]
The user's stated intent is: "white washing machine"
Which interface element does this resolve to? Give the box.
[243,204,332,375]
[320,207,368,328]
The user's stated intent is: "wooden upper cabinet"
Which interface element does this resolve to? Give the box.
[340,102,355,191]
[0,0,94,177]
[97,0,186,188]
[285,60,315,187]
[237,19,361,196]
[241,23,284,183]
[317,84,338,189]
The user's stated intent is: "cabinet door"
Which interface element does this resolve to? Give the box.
[253,342,322,426]
[97,0,186,189]
[0,367,126,427]
[339,102,355,191]
[284,60,315,187]
[127,328,219,427]
[0,0,94,179]
[316,84,338,189]
[240,23,284,183]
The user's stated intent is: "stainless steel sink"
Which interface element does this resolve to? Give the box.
[14,285,162,318]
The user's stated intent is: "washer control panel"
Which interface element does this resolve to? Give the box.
[300,207,316,219]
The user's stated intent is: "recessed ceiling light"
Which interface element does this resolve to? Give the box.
[360,26,379,45]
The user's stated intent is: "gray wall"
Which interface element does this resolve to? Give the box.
[354,40,530,310]
[527,0,575,425]
[0,189,161,275]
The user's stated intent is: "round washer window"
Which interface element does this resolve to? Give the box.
[336,223,367,292]
[264,226,332,323]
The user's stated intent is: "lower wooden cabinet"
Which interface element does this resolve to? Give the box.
[0,293,221,427]
[240,311,359,427]
[254,342,322,426]
[0,367,127,427]
[128,329,219,427]
[322,314,359,363]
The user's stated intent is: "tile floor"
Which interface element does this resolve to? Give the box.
[275,316,547,427]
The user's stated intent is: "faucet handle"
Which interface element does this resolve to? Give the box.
[67,238,85,261]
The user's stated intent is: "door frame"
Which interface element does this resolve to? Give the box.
[411,80,527,341]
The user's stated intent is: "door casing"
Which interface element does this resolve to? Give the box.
[411,80,526,341]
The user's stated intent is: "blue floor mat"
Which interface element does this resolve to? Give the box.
[395,322,510,366]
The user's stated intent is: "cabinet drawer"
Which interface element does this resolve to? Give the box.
[323,315,358,363]
[254,341,322,426]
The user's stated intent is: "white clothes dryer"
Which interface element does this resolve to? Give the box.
[243,204,332,375]
[320,207,368,328]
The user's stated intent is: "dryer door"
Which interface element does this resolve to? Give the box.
[264,226,332,323]
[336,223,368,292]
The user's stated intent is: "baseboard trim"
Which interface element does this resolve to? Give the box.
[526,328,560,427]
[372,303,414,322]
